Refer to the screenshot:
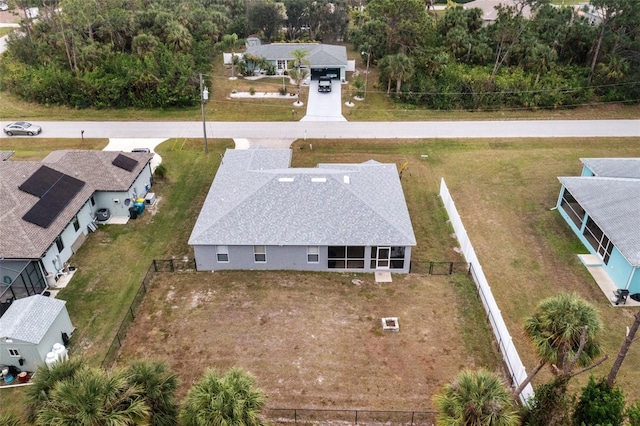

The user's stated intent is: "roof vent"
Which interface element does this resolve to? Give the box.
[311,177,326,183]
[343,176,350,184]
[278,177,294,182]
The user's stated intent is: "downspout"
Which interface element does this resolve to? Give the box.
[625,266,637,290]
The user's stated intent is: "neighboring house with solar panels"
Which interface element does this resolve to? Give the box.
[189,149,416,273]
[0,150,153,315]
[557,158,640,294]
[0,295,74,372]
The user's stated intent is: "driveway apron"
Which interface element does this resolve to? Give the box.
[301,80,346,122]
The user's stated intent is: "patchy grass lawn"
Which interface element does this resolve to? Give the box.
[117,271,497,410]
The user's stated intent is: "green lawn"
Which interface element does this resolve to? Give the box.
[1,52,639,122]
[3,137,640,419]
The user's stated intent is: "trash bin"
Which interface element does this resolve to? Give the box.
[134,198,145,214]
[129,206,138,220]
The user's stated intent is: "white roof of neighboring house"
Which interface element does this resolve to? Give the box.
[245,43,348,68]
[464,0,532,21]
[559,158,640,266]
[189,149,416,247]
[0,295,67,344]
[0,150,152,259]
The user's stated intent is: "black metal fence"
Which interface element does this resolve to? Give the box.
[410,261,470,275]
[265,408,437,425]
[101,259,194,368]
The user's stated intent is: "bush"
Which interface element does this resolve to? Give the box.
[573,376,625,426]
[627,401,640,426]
[278,87,287,95]
[249,87,256,95]
[521,379,574,426]
[154,164,167,180]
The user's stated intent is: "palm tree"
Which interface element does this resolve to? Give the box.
[25,357,86,423]
[179,368,267,426]
[513,293,606,398]
[35,367,150,426]
[288,67,309,104]
[434,369,520,426]
[216,33,243,79]
[126,360,179,426]
[379,53,414,94]
[0,413,27,426]
[290,48,310,73]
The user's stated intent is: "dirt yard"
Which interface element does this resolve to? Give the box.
[117,270,490,411]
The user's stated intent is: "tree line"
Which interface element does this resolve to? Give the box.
[350,0,640,110]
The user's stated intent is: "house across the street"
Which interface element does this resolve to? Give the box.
[557,158,640,295]
[189,149,416,273]
[243,39,350,81]
[0,150,154,315]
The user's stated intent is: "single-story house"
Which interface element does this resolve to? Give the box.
[557,158,640,294]
[463,0,532,24]
[244,40,349,81]
[0,295,74,372]
[0,150,153,314]
[189,149,416,273]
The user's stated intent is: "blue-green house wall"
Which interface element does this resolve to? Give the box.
[557,186,640,293]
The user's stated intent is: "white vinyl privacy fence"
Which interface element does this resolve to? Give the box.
[439,178,534,405]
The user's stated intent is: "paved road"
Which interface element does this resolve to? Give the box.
[2,120,638,140]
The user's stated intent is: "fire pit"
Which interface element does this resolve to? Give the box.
[381,317,399,332]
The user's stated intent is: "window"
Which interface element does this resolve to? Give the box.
[8,349,20,357]
[328,246,365,269]
[90,196,96,206]
[254,246,266,263]
[277,60,286,70]
[583,217,614,264]
[55,235,64,252]
[72,215,80,232]
[216,246,229,262]
[560,189,585,228]
[307,246,319,263]
[371,246,406,269]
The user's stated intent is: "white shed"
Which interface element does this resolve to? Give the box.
[0,295,74,372]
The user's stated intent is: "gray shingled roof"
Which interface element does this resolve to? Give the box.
[581,158,640,179]
[189,149,416,247]
[245,43,347,67]
[0,295,67,344]
[559,175,640,266]
[0,150,153,259]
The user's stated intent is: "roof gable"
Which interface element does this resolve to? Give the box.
[0,295,66,344]
[189,149,416,247]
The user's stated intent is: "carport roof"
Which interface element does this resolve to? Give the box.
[189,149,416,247]
[245,43,347,67]
[0,295,67,344]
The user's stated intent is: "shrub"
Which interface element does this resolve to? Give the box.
[627,401,640,426]
[573,376,625,426]
[154,164,167,180]
[249,87,256,95]
[278,87,287,95]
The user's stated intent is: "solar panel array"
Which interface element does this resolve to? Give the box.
[20,166,85,228]
[19,166,64,197]
[112,154,138,172]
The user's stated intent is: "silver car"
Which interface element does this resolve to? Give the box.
[3,122,43,136]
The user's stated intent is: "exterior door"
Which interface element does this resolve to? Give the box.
[376,247,391,269]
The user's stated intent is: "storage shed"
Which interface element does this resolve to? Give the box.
[0,295,74,372]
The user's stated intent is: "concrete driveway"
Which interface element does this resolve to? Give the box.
[301,79,346,122]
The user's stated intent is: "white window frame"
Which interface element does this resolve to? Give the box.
[216,245,229,263]
[307,246,319,263]
[8,348,20,357]
[254,245,266,263]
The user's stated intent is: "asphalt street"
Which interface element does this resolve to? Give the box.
[2,120,638,140]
